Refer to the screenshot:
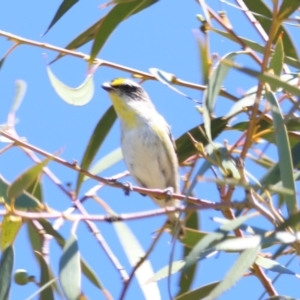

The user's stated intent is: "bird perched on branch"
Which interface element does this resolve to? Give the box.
[102,78,184,237]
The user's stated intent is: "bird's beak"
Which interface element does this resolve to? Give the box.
[102,82,113,92]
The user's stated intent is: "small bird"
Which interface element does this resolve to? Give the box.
[102,78,184,237]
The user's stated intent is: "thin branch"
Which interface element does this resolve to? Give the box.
[0,30,239,101]
[119,223,166,300]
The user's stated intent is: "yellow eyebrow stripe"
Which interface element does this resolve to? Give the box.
[110,78,126,86]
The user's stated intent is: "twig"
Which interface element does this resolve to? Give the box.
[118,223,166,300]
[0,30,238,101]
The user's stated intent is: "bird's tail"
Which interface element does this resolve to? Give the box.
[152,197,185,238]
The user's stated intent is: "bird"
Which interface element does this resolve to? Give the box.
[102,78,184,237]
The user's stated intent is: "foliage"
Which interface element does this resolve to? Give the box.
[1,0,300,299]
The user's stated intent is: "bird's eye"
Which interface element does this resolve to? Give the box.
[122,84,137,93]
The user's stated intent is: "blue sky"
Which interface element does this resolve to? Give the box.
[1,0,300,299]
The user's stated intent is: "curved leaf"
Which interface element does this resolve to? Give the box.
[44,0,79,35]
[59,234,81,300]
[265,90,297,215]
[243,0,298,60]
[211,28,300,69]
[0,175,41,209]
[35,251,55,300]
[7,157,52,200]
[46,65,94,106]
[76,105,116,194]
[1,215,23,251]
[278,0,300,20]
[85,147,123,181]
[0,246,14,300]
[114,221,160,299]
[255,256,300,277]
[207,246,261,299]
[89,0,158,63]
[175,281,220,300]
[176,117,228,164]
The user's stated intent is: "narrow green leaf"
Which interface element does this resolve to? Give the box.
[25,278,57,300]
[10,80,27,113]
[144,260,185,285]
[193,30,210,84]
[1,215,23,251]
[44,0,79,35]
[27,221,43,252]
[50,19,104,64]
[84,148,123,181]
[243,0,298,60]
[278,0,300,20]
[46,65,94,106]
[59,234,81,300]
[149,68,193,100]
[211,28,300,69]
[265,90,297,215]
[226,62,300,97]
[205,51,244,114]
[8,157,52,200]
[215,236,262,251]
[224,89,256,119]
[175,281,220,300]
[76,105,116,194]
[255,256,300,277]
[0,246,14,300]
[39,220,103,290]
[269,35,284,91]
[35,252,55,300]
[183,214,256,272]
[89,0,158,63]
[207,246,261,299]
[0,175,41,209]
[176,117,228,164]
[177,211,199,296]
[114,221,160,299]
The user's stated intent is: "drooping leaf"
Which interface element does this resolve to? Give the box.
[145,260,186,285]
[242,0,298,60]
[278,0,300,20]
[175,281,220,300]
[255,256,300,277]
[226,62,300,98]
[7,157,52,200]
[35,251,55,300]
[1,215,23,251]
[46,65,94,106]
[44,0,79,35]
[265,90,297,216]
[193,29,210,85]
[183,214,256,272]
[0,175,41,209]
[85,148,123,181]
[207,246,261,299]
[176,117,228,164]
[89,0,158,63]
[10,80,27,114]
[0,246,14,300]
[149,68,193,101]
[177,211,199,296]
[59,234,81,300]
[39,220,103,290]
[76,105,116,194]
[114,221,160,299]
[211,28,300,69]
[204,51,244,114]
[268,35,284,91]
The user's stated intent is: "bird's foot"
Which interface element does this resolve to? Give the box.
[123,181,133,196]
[163,187,174,202]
